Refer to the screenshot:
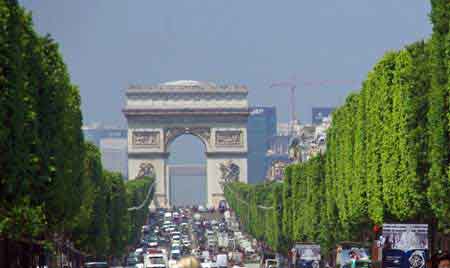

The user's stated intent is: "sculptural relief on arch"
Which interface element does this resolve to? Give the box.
[123,80,249,208]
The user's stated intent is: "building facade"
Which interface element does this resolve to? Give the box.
[247,107,277,184]
[100,138,128,178]
[83,124,128,178]
[82,123,127,147]
[312,107,335,125]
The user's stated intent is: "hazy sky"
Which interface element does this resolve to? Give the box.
[20,1,431,125]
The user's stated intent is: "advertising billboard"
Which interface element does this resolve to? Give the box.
[293,244,321,268]
[382,224,428,268]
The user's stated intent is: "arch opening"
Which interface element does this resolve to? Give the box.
[168,134,207,206]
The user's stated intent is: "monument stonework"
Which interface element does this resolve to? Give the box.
[123,80,249,207]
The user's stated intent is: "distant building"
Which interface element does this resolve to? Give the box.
[267,135,291,155]
[100,138,128,178]
[247,107,277,184]
[266,135,292,181]
[277,120,302,136]
[266,115,333,181]
[312,107,335,124]
[277,122,290,136]
[82,123,127,147]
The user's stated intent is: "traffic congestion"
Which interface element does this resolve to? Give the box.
[122,205,261,268]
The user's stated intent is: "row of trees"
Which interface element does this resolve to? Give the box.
[225,0,449,254]
[70,143,154,259]
[0,0,153,263]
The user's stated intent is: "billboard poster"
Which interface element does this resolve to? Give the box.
[294,244,321,261]
[381,224,428,268]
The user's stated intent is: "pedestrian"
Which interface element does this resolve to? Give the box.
[437,253,450,268]
[177,256,201,268]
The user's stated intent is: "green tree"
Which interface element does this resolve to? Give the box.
[105,171,130,258]
[427,0,449,231]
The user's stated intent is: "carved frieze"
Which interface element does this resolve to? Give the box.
[164,127,211,146]
[132,131,160,147]
[215,130,243,147]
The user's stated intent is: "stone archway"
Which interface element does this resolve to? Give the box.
[123,80,249,207]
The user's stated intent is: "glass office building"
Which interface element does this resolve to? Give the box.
[247,107,277,183]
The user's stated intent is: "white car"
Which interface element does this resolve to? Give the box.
[193,213,202,221]
[244,247,255,254]
[201,262,218,268]
[144,253,167,268]
[198,205,208,212]
[216,254,228,268]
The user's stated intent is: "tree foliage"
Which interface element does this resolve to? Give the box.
[0,0,155,260]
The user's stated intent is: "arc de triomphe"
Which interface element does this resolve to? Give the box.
[123,80,249,208]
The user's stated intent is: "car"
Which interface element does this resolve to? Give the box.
[218,200,227,213]
[142,225,151,234]
[264,259,278,268]
[144,253,167,268]
[198,205,208,213]
[244,247,255,254]
[216,253,228,268]
[342,260,371,268]
[125,256,140,268]
[84,262,109,268]
[171,244,182,252]
[201,261,218,268]
[170,249,181,260]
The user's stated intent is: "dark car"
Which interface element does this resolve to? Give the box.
[218,200,227,213]
[125,255,139,268]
